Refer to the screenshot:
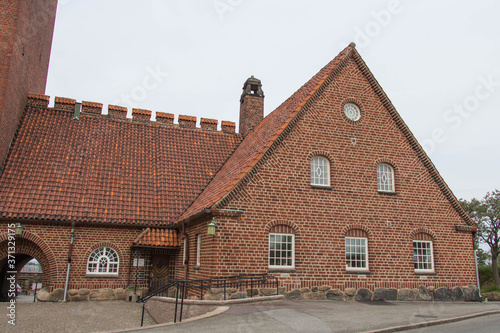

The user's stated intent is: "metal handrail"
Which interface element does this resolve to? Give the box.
[136,273,279,326]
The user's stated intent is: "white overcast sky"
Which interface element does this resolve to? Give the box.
[45,0,500,201]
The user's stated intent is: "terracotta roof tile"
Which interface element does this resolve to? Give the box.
[0,108,241,226]
[133,228,180,247]
[178,45,353,222]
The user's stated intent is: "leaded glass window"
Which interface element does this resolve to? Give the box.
[377,163,394,192]
[87,246,119,275]
[311,156,330,186]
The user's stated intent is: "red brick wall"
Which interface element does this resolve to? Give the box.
[186,57,476,291]
[0,222,148,290]
[0,0,57,164]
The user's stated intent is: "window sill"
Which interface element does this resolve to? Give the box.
[85,273,119,278]
[415,271,436,276]
[268,267,296,273]
[378,191,397,196]
[311,185,332,190]
[346,270,371,275]
[193,265,200,270]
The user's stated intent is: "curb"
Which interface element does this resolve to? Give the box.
[364,310,500,333]
[99,306,230,333]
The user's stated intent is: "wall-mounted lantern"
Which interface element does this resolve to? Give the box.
[15,223,23,236]
[207,218,218,236]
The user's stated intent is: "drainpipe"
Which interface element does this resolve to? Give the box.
[63,222,76,302]
[473,234,482,300]
[182,223,189,280]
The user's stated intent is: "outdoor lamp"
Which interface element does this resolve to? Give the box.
[15,223,23,236]
[207,218,218,236]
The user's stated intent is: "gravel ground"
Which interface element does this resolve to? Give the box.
[1,300,156,332]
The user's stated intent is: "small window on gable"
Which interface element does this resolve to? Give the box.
[87,246,119,276]
[311,156,330,187]
[377,163,394,192]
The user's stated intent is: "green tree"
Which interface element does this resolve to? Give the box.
[461,190,500,288]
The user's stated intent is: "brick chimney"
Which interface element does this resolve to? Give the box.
[239,76,264,137]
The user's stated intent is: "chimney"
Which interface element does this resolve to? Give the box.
[239,76,264,137]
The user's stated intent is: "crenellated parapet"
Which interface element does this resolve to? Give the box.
[26,94,238,134]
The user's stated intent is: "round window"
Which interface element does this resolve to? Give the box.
[343,103,361,121]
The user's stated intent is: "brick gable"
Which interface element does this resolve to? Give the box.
[183,50,476,291]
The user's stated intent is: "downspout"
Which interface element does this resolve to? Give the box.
[182,223,189,280]
[63,222,76,302]
[473,233,482,300]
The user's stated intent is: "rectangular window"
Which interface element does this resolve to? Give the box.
[345,237,368,271]
[269,233,294,268]
[196,234,201,267]
[413,241,434,273]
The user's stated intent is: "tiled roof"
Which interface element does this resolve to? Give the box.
[0,108,241,226]
[133,228,180,247]
[178,45,354,222]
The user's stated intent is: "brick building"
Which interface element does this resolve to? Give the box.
[0,2,479,302]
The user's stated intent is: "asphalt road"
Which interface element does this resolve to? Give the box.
[406,313,500,333]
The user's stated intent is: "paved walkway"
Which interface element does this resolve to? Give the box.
[2,298,500,333]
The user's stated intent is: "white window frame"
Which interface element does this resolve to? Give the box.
[377,163,395,192]
[269,233,295,269]
[413,240,434,273]
[196,234,201,267]
[311,156,330,186]
[345,237,369,272]
[86,246,119,276]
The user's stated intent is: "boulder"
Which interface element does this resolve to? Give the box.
[299,287,311,294]
[302,292,326,300]
[319,285,332,292]
[114,288,126,300]
[452,287,464,302]
[427,286,435,292]
[246,289,259,297]
[463,286,481,302]
[311,286,319,292]
[230,292,247,300]
[260,287,278,296]
[434,288,453,302]
[373,288,397,301]
[48,288,64,302]
[416,286,432,301]
[397,289,416,301]
[68,289,79,296]
[345,288,356,297]
[78,289,91,296]
[325,289,344,301]
[203,293,224,301]
[285,289,301,299]
[36,287,51,302]
[355,288,372,301]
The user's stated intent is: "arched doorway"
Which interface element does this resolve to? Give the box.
[0,233,56,301]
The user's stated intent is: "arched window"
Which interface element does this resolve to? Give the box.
[87,246,119,275]
[377,163,394,192]
[311,156,330,186]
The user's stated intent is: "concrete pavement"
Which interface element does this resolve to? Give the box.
[122,299,500,333]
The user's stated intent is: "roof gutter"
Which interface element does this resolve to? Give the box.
[0,216,175,229]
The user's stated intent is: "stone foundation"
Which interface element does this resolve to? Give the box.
[284,285,480,302]
[36,287,133,302]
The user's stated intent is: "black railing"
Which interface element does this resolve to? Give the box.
[137,273,278,326]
